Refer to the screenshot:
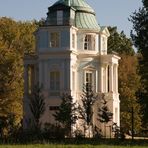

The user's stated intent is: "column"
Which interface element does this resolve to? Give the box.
[105,64,108,92]
[100,66,104,92]
[39,62,42,86]
[23,64,29,129]
[115,64,118,93]
[109,64,113,92]
[31,65,35,93]
[24,65,29,95]
[96,70,98,92]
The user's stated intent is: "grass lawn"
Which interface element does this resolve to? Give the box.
[0,145,148,148]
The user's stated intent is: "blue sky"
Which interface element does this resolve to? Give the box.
[0,0,142,37]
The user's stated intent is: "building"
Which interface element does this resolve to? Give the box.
[23,0,120,137]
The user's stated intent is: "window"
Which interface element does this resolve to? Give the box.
[84,35,96,50]
[57,10,63,25]
[72,34,75,48]
[102,36,106,51]
[50,32,59,48]
[85,72,93,86]
[84,35,91,50]
[50,71,60,96]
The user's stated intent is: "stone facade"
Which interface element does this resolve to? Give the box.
[23,0,120,138]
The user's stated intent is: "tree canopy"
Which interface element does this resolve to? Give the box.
[0,17,38,124]
[130,0,148,127]
[108,26,142,132]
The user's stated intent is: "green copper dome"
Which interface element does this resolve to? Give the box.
[53,0,95,14]
[52,0,100,31]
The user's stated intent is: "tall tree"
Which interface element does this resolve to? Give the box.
[119,55,142,133]
[108,26,135,55]
[53,93,77,137]
[29,85,45,130]
[130,0,148,127]
[108,26,142,132]
[98,94,113,124]
[0,17,38,124]
[78,83,97,137]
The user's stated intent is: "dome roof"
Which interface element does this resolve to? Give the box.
[51,0,100,31]
[53,0,95,14]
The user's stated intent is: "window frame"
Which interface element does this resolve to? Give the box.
[57,10,63,25]
[84,34,96,51]
[50,32,59,48]
[50,71,60,96]
[85,71,95,87]
[84,35,91,50]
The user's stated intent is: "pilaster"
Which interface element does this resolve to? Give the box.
[109,63,113,92]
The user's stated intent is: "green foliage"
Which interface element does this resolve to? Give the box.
[78,84,97,126]
[0,17,38,126]
[98,94,113,124]
[29,85,45,130]
[77,84,97,137]
[53,93,77,136]
[108,26,135,55]
[130,1,148,126]
[119,55,142,133]
[108,26,142,132]
[43,123,65,139]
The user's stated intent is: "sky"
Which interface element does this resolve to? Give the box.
[0,0,142,37]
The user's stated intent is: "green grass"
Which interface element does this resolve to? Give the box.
[0,145,148,148]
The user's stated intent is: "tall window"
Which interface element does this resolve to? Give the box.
[57,10,63,25]
[84,35,91,50]
[50,71,60,96]
[84,35,96,50]
[85,72,93,85]
[50,32,59,48]
[72,34,75,48]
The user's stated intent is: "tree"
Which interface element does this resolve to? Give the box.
[97,94,113,137]
[0,17,38,125]
[119,55,142,133]
[29,85,45,130]
[108,26,135,55]
[108,26,142,133]
[53,93,77,137]
[78,83,97,137]
[98,94,113,123]
[130,0,148,127]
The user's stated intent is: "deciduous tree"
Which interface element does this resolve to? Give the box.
[108,26,142,132]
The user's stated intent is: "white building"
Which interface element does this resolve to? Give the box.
[23,0,120,137]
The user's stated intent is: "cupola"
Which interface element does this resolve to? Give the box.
[46,0,100,31]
